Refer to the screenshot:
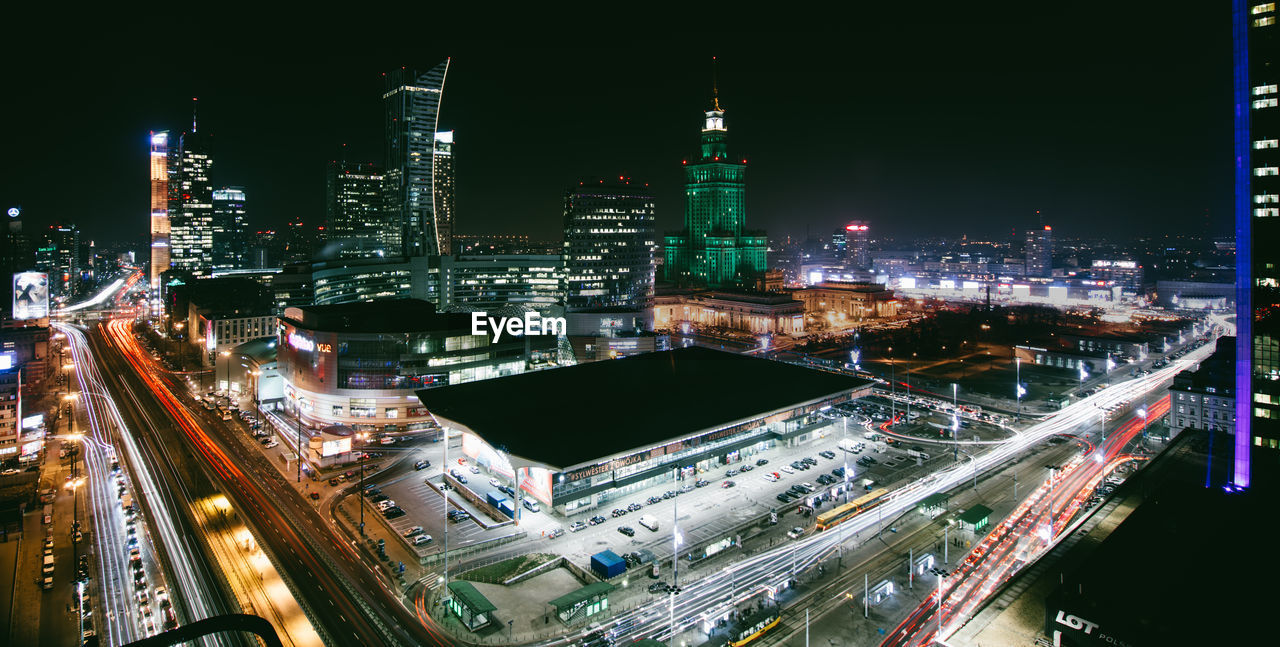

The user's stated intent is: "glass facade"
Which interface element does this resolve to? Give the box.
[324,161,388,257]
[149,131,171,288]
[211,187,249,271]
[169,129,215,274]
[384,60,449,257]
[563,178,656,312]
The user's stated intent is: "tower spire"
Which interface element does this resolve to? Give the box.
[192,97,198,133]
[711,56,721,111]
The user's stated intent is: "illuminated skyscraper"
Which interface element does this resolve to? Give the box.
[663,62,766,288]
[149,131,171,288]
[211,187,249,271]
[169,119,215,274]
[433,131,456,255]
[1024,225,1053,278]
[563,177,657,312]
[845,220,870,270]
[1236,0,1279,487]
[384,60,450,257]
[35,223,80,297]
[324,160,387,257]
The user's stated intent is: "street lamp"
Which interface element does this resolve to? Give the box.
[356,432,369,535]
[219,350,231,394]
[888,347,895,422]
[930,567,951,644]
[173,322,185,368]
[64,393,78,434]
[1015,357,1024,418]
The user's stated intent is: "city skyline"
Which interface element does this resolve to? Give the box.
[2,10,1231,247]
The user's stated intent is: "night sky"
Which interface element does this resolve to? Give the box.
[2,9,1232,248]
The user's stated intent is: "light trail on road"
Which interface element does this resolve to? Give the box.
[587,335,1218,647]
[58,322,230,645]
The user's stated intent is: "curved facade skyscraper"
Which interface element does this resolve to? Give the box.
[384,59,450,257]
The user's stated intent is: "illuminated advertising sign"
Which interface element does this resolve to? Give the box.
[22,414,43,430]
[21,440,43,455]
[12,272,49,320]
[898,276,916,289]
[288,332,316,352]
[0,352,13,371]
[321,437,352,457]
[519,466,554,505]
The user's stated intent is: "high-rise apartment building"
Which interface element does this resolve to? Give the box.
[433,131,456,255]
[664,69,766,288]
[845,220,871,270]
[169,126,215,274]
[1236,0,1279,487]
[563,178,657,312]
[1024,225,1053,278]
[384,60,450,257]
[211,187,249,271]
[149,131,171,288]
[324,160,387,257]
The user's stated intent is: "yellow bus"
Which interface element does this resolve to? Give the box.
[815,488,889,531]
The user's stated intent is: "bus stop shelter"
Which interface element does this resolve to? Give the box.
[446,581,497,631]
[958,504,993,532]
[548,582,615,625]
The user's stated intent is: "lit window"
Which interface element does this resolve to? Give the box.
[1253,98,1278,109]
[1256,194,1280,203]
[1257,167,1280,176]
[1257,139,1280,149]
[1256,208,1280,217]
[1253,3,1276,15]
[1257,16,1277,26]
[1255,84,1279,95]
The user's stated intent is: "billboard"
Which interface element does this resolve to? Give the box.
[320,437,352,457]
[12,272,49,320]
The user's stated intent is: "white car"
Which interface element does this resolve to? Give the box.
[488,477,501,488]
[788,526,805,539]
[263,440,279,449]
[412,534,433,546]
[780,465,795,474]
[468,465,480,474]
[377,500,396,511]
[763,472,780,482]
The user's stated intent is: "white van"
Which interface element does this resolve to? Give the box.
[638,515,659,532]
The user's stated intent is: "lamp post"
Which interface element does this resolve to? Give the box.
[888,347,895,422]
[219,350,231,395]
[173,321,184,369]
[357,432,369,535]
[931,567,951,643]
[1016,357,1023,418]
[249,370,262,429]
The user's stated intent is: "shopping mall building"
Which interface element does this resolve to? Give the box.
[417,347,873,514]
[274,299,557,436]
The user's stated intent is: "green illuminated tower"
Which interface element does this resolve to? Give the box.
[664,61,766,288]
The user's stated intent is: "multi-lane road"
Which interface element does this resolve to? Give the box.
[589,331,1220,647]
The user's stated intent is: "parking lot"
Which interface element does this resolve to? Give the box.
[361,408,974,569]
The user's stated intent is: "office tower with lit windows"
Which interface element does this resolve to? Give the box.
[1024,225,1053,278]
[149,131,171,288]
[1236,0,1279,487]
[35,223,81,297]
[169,125,215,274]
[324,160,387,257]
[211,187,249,271]
[563,178,657,312]
[384,60,450,257]
[433,131,456,255]
[663,70,766,288]
[845,220,871,270]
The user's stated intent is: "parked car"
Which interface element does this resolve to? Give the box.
[412,534,433,546]
[780,465,795,474]
[648,581,668,594]
[694,479,709,488]
[721,480,736,488]
[569,521,588,532]
[739,464,754,472]
[776,493,792,503]
[788,526,805,539]
[627,503,643,512]
[725,469,738,477]
[756,458,769,466]
[414,460,431,470]
[612,508,627,517]
[468,465,480,474]
[588,515,607,526]
[403,526,424,538]
[646,496,662,505]
[764,472,780,482]
[618,526,636,537]
[488,477,501,488]
[548,527,565,539]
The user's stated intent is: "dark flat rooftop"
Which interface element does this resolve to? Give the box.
[281,299,471,333]
[417,347,871,469]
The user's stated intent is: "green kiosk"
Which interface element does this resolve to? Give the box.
[446,581,497,631]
